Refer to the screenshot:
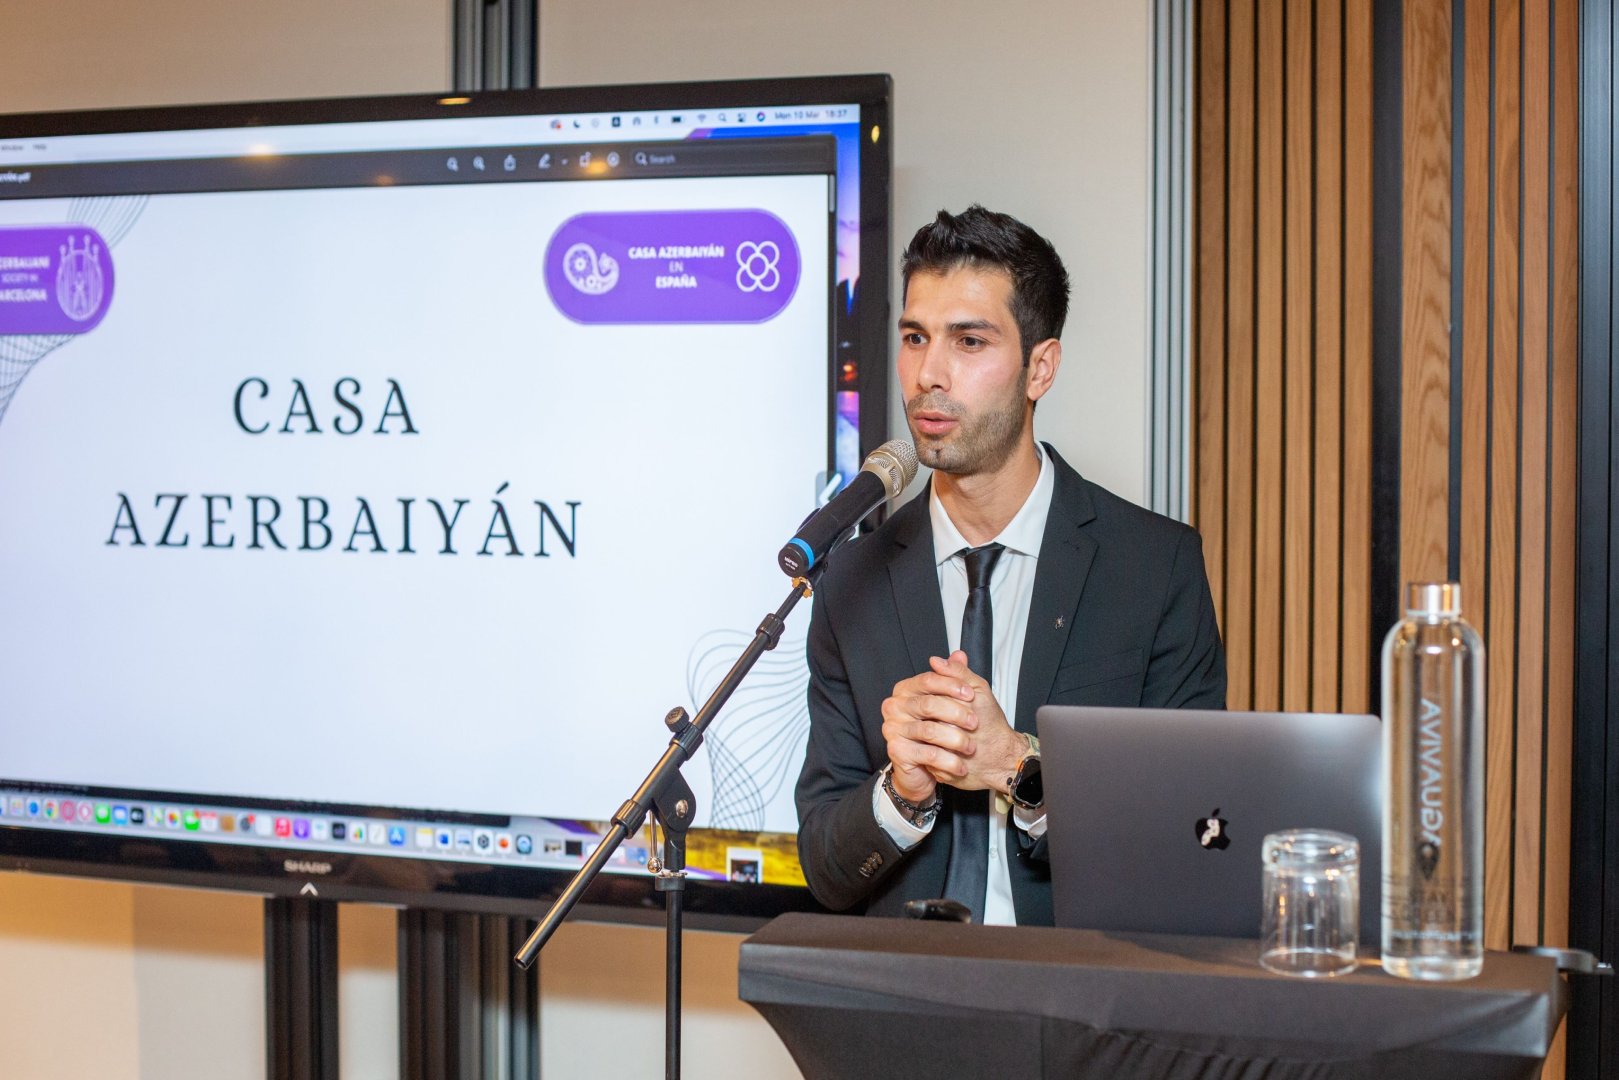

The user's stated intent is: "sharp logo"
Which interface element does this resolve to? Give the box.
[284,859,333,875]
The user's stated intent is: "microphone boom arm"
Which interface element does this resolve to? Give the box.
[513,563,825,972]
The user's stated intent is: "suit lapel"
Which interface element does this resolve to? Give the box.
[1014,450,1098,734]
[887,486,949,678]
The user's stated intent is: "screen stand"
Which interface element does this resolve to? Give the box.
[265,895,339,1080]
[399,911,540,1079]
[513,569,823,1080]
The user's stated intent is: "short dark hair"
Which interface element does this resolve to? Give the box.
[900,205,1071,363]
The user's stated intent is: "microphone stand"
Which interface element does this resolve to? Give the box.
[513,563,827,1080]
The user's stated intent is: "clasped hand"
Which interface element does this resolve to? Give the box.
[880,650,1025,806]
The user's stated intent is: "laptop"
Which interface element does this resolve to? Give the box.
[1037,705,1382,943]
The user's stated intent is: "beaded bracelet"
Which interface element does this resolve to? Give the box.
[881,765,942,828]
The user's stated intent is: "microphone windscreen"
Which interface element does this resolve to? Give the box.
[863,440,918,498]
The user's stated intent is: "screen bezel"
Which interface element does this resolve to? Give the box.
[0,72,892,927]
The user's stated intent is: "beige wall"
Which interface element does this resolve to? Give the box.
[0,0,449,111]
[540,0,1154,502]
[0,1,1153,1076]
[0,5,432,1078]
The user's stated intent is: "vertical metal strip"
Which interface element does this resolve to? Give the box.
[509,0,538,89]
[1450,0,1467,583]
[1178,0,1191,524]
[1369,0,1405,702]
[508,918,540,1078]
[455,913,481,1078]
[1151,0,1194,521]
[1153,0,1171,514]
[483,0,510,92]
[1571,1,1616,1075]
[452,0,483,94]
[398,910,541,1079]
[452,0,540,93]
[265,897,339,1080]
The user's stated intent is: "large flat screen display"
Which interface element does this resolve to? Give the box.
[0,75,891,922]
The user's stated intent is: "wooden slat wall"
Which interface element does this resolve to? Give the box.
[1193,0,1375,715]
[1401,0,1452,589]
[1341,0,1373,718]
[1192,8,1579,1073]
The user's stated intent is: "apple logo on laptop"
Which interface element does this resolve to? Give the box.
[1195,808,1231,850]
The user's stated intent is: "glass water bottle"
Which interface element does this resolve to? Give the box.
[1381,582,1485,980]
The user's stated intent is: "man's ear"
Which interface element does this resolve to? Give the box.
[1026,338,1062,404]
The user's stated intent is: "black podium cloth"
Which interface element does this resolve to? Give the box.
[738,913,1568,1080]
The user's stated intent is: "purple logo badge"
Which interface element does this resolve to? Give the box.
[544,210,800,324]
[0,225,116,335]
[560,242,620,295]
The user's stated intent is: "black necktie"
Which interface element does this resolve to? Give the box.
[941,542,1004,920]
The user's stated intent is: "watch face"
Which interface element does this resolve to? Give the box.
[1014,756,1043,808]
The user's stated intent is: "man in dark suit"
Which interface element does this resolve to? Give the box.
[795,206,1225,926]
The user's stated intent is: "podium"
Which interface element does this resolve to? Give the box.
[738,913,1568,1080]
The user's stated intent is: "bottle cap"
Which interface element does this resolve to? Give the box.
[1405,582,1462,617]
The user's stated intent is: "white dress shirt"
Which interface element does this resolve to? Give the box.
[871,445,1054,925]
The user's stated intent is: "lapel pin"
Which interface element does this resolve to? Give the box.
[1055,616,1065,629]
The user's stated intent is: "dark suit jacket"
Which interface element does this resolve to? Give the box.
[794,445,1226,925]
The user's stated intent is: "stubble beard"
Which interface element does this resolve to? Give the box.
[906,373,1029,477]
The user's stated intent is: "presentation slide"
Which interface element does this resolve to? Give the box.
[0,169,829,837]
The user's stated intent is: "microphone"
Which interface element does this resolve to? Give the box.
[779,440,918,576]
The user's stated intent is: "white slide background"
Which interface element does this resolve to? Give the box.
[0,171,828,832]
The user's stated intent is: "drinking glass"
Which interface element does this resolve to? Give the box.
[1260,829,1360,977]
